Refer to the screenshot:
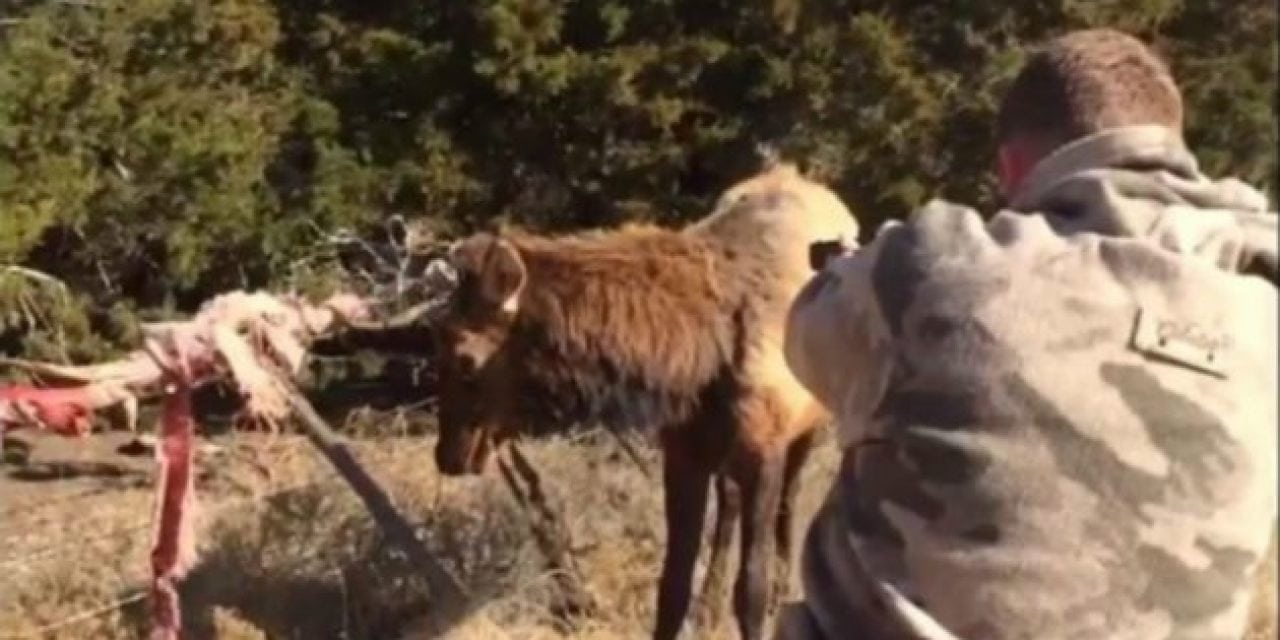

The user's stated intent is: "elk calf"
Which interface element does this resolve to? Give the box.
[425,163,858,640]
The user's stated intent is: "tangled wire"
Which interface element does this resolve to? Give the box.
[315,216,462,331]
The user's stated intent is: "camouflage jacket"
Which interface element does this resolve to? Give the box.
[776,125,1278,640]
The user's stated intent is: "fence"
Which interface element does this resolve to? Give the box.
[0,416,639,639]
[0,440,422,639]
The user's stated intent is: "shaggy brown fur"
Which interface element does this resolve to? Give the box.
[502,227,736,429]
[430,162,859,640]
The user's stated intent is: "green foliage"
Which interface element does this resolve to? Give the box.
[0,0,1274,358]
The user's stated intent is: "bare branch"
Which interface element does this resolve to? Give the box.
[0,266,70,295]
[497,444,597,625]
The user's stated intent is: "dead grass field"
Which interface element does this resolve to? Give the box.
[0,413,841,640]
[0,415,1274,640]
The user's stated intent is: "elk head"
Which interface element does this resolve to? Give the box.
[338,227,529,476]
[424,233,528,476]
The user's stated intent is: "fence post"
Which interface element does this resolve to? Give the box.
[281,380,473,637]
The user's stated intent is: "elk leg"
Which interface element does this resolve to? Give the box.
[697,473,740,632]
[733,448,786,640]
[773,431,815,611]
[654,431,712,640]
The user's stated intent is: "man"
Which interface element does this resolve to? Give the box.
[776,28,1277,640]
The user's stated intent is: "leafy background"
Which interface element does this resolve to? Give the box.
[0,0,1274,363]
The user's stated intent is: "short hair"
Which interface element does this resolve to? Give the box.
[996,29,1184,153]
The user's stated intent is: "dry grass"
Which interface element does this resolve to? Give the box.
[0,418,1273,640]
[0,419,840,640]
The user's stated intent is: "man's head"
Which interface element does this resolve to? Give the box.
[996,28,1183,199]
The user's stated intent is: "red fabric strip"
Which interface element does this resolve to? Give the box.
[149,386,197,640]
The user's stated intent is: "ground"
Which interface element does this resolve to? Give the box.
[0,414,841,640]
[0,417,1274,640]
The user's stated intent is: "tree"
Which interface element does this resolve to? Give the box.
[0,0,1274,363]
[0,0,374,359]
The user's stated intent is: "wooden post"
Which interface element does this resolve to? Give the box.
[280,380,472,637]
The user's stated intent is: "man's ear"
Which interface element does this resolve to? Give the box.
[997,139,1040,202]
[478,238,526,314]
[996,144,1017,200]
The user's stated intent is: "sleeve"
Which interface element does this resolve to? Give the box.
[786,199,996,438]
[784,221,899,417]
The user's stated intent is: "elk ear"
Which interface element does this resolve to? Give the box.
[479,238,526,314]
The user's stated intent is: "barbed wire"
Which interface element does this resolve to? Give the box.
[0,590,149,640]
[0,432,645,639]
[0,520,153,573]
[0,443,433,639]
[0,514,445,640]
[0,484,124,522]
[0,443,411,572]
[0,401,439,528]
[0,456,236,538]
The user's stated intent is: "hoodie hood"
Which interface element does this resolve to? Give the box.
[1010,125,1277,283]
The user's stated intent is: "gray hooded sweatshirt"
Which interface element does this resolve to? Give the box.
[777,125,1277,640]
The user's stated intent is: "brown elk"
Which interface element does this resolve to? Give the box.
[423,163,858,639]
